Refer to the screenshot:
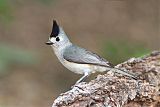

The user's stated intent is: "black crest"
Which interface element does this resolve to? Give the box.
[50,20,60,38]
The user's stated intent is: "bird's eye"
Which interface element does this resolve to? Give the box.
[56,37,60,41]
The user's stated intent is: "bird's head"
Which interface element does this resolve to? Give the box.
[46,20,70,48]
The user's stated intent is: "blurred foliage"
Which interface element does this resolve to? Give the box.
[0,0,13,23]
[102,39,150,65]
[0,44,37,76]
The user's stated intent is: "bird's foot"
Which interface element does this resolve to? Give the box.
[71,83,84,91]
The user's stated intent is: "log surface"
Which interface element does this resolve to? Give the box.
[52,51,160,107]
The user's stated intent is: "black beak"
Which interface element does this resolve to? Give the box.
[45,41,53,45]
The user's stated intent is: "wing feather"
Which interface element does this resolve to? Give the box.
[63,45,113,67]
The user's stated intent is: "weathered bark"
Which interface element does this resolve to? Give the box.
[52,51,160,107]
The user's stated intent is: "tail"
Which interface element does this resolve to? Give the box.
[111,67,138,79]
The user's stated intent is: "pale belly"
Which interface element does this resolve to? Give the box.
[62,60,109,74]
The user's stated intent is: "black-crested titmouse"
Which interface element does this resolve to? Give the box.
[46,20,137,84]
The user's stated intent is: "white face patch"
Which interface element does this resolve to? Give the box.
[50,37,56,43]
[50,36,64,45]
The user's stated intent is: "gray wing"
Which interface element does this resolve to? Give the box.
[63,45,113,67]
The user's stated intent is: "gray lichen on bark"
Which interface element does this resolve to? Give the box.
[52,51,160,107]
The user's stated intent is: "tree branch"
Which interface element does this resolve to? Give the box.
[52,51,160,107]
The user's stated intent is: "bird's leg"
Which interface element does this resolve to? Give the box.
[71,72,90,89]
[76,72,90,84]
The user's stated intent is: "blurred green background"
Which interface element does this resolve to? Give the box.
[0,0,159,107]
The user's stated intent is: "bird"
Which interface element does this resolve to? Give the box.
[46,20,137,85]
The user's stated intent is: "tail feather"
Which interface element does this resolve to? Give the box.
[111,67,138,79]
